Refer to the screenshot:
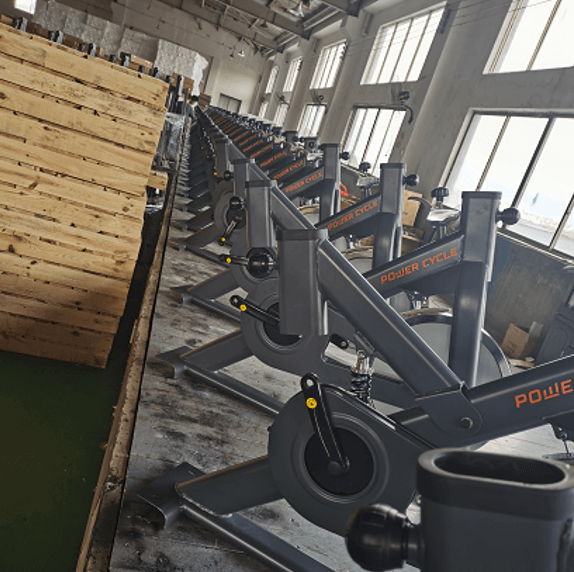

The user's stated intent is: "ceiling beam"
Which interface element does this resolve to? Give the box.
[159,0,282,51]
[227,0,310,38]
[315,0,362,16]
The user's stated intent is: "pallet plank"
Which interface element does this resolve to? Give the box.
[0,79,161,154]
[147,170,169,191]
[0,107,153,174]
[0,291,118,334]
[0,251,130,298]
[0,206,140,261]
[0,135,147,197]
[0,273,127,316]
[0,331,108,368]
[0,231,137,281]
[0,183,142,241]
[0,311,114,352]
[0,24,168,110]
[0,158,144,221]
[0,53,165,131]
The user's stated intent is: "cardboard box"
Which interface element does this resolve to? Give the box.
[403,190,422,227]
[501,323,541,360]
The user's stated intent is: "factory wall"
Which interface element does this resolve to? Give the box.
[263,0,574,352]
[0,0,266,101]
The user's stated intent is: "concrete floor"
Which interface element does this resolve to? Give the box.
[108,147,565,572]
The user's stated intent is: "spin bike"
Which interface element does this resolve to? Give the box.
[142,219,574,572]
[158,189,516,417]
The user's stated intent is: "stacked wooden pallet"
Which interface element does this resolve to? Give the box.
[0,23,168,367]
[198,93,212,108]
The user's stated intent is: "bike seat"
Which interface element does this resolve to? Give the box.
[427,208,460,228]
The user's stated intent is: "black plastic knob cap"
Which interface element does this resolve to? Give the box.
[229,196,244,211]
[223,170,233,181]
[431,186,449,200]
[359,162,372,173]
[346,504,409,571]
[497,207,520,226]
[340,151,350,161]
[404,174,419,187]
[247,250,275,279]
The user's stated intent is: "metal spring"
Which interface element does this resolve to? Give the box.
[349,371,373,406]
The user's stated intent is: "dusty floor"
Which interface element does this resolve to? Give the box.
[109,142,564,572]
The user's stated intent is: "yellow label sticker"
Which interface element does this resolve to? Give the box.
[226,257,232,264]
[240,304,247,312]
[220,237,226,242]
[306,397,317,409]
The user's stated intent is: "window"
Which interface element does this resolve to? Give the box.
[487,0,574,74]
[298,104,326,137]
[283,57,303,92]
[446,112,574,257]
[342,107,405,173]
[361,6,444,85]
[310,41,346,89]
[274,103,289,126]
[259,101,268,118]
[265,66,279,94]
[14,0,36,12]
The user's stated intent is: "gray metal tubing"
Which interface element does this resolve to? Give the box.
[317,239,463,395]
[176,457,281,513]
[179,504,337,572]
[182,365,283,415]
[140,463,337,572]
[181,223,221,248]
[448,261,488,388]
[179,269,238,302]
[393,353,574,447]
[182,330,252,371]
[270,186,315,231]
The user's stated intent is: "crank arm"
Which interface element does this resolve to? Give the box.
[301,374,348,475]
[230,295,279,328]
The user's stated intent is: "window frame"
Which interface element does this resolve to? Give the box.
[486,0,572,74]
[298,104,327,138]
[265,66,279,94]
[361,4,445,85]
[310,41,346,90]
[274,102,289,126]
[259,100,269,119]
[445,110,574,257]
[283,57,303,93]
[342,106,406,174]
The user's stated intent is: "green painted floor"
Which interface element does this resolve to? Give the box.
[0,347,125,572]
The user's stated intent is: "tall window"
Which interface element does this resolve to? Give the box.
[14,0,36,12]
[446,112,574,257]
[298,104,326,137]
[487,0,574,73]
[274,103,289,126]
[310,41,346,89]
[265,66,279,94]
[283,57,303,92]
[259,101,269,118]
[361,6,444,85]
[342,107,405,173]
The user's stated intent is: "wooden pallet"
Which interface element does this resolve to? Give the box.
[0,23,168,367]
